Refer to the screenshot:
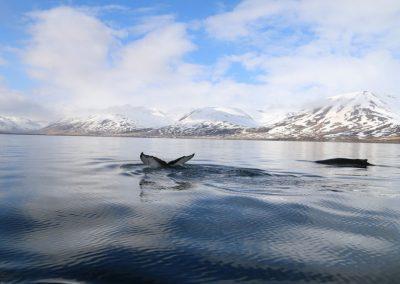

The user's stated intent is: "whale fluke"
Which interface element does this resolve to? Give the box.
[168,153,195,166]
[140,153,168,167]
[315,158,373,168]
[140,152,195,168]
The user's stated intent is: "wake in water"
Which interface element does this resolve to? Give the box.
[120,163,329,196]
[119,160,400,197]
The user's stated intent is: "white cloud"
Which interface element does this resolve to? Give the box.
[205,0,295,40]
[204,0,400,104]
[24,6,200,110]
[255,51,400,96]
[0,83,55,120]
[297,0,400,35]
[205,0,400,48]
[129,14,176,35]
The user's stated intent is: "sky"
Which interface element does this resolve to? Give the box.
[0,0,400,120]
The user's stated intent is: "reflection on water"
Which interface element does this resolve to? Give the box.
[0,134,400,283]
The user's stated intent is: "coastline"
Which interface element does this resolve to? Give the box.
[1,132,399,144]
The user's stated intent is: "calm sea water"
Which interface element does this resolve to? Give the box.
[0,134,400,283]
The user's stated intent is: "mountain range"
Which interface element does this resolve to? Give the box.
[2,91,400,142]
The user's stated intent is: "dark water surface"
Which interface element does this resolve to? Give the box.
[0,134,400,283]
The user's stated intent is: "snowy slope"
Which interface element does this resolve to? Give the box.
[157,107,258,136]
[41,114,139,135]
[103,106,172,128]
[41,106,172,135]
[264,91,400,139]
[247,109,292,126]
[0,115,43,133]
[178,107,257,127]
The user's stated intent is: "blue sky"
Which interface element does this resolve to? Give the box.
[1,0,400,119]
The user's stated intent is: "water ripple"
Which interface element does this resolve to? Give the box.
[1,136,400,283]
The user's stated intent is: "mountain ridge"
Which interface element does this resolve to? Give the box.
[262,91,400,140]
[2,91,399,142]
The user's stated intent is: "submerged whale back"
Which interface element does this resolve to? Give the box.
[315,158,372,167]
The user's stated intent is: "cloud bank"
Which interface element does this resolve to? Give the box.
[25,6,199,109]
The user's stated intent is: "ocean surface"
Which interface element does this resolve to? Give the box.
[0,134,399,283]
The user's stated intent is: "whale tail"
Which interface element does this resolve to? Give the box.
[168,153,195,166]
[140,152,168,167]
[140,152,195,168]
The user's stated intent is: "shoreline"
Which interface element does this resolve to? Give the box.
[1,132,399,144]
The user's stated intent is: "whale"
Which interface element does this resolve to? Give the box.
[315,158,373,168]
[140,152,195,168]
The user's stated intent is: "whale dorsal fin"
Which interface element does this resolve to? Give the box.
[140,152,168,168]
[168,153,195,166]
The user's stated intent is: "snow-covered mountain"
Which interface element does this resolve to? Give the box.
[248,109,293,127]
[102,105,172,128]
[156,107,258,136]
[3,92,400,141]
[0,115,44,133]
[41,106,171,135]
[41,114,140,135]
[178,107,257,127]
[256,91,400,140]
